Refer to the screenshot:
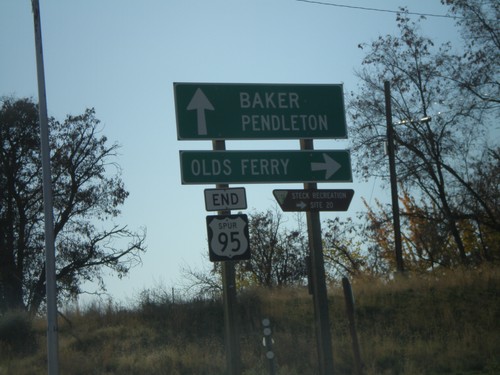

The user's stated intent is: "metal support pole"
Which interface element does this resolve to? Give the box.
[342,277,363,375]
[384,81,405,274]
[300,139,334,375]
[213,140,241,375]
[31,1,59,374]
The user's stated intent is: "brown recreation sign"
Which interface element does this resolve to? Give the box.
[273,189,354,212]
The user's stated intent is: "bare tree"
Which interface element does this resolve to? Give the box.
[180,208,308,295]
[442,0,499,107]
[349,8,498,267]
[236,208,308,287]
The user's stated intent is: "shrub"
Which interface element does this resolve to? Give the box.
[0,310,36,355]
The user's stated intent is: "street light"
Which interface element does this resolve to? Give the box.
[394,116,432,126]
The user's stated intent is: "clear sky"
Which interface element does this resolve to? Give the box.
[1,1,460,305]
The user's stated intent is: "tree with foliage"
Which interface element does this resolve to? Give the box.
[363,191,460,271]
[349,7,499,269]
[362,176,500,272]
[455,148,500,262]
[0,97,146,315]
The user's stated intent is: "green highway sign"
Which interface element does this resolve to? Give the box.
[179,150,352,184]
[174,83,347,140]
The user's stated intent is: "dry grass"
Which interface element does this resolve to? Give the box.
[1,267,499,374]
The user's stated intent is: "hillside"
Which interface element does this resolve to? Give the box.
[1,267,499,374]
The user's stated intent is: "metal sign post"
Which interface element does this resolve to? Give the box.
[213,140,242,375]
[301,139,334,375]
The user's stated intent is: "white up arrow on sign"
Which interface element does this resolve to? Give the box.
[186,88,214,135]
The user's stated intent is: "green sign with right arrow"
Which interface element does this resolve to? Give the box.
[180,150,352,184]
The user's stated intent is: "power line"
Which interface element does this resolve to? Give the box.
[296,0,462,20]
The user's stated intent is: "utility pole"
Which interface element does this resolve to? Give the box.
[384,81,405,274]
[31,1,59,374]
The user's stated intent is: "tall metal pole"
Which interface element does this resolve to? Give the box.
[301,138,334,375]
[31,1,59,374]
[213,140,241,375]
[384,81,404,274]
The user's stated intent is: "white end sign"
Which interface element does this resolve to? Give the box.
[204,187,247,211]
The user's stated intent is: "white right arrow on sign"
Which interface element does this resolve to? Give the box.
[311,153,342,179]
[296,201,307,210]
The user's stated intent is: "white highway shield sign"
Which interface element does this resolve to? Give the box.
[206,214,250,262]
